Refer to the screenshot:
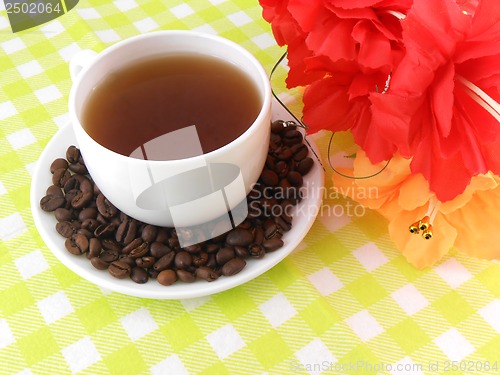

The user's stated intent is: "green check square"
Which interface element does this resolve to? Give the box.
[141,2,167,16]
[476,267,500,297]
[0,152,23,174]
[3,80,32,98]
[300,298,340,335]
[347,274,387,307]
[52,263,83,288]
[213,287,256,321]
[354,210,388,241]
[162,314,203,352]
[248,329,292,369]
[200,361,231,375]
[104,343,147,375]
[18,327,59,366]
[313,235,350,264]
[340,343,379,374]
[433,291,475,325]
[478,335,500,363]
[387,318,430,354]
[77,297,117,334]
[28,41,57,59]
[0,282,34,316]
[266,260,301,290]
[104,13,130,28]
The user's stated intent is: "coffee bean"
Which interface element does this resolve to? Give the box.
[265,154,276,170]
[63,176,80,193]
[65,233,89,255]
[253,227,264,245]
[287,171,303,187]
[118,255,136,267]
[222,258,246,276]
[296,157,314,175]
[264,222,281,240]
[68,161,88,175]
[71,190,93,209]
[225,228,253,247]
[46,185,63,197]
[94,222,116,238]
[155,228,170,243]
[153,252,175,271]
[157,269,177,286]
[122,238,143,255]
[234,246,249,258]
[175,251,193,270]
[115,218,137,245]
[276,147,293,161]
[261,169,279,186]
[263,238,284,252]
[271,120,286,134]
[99,249,119,263]
[249,244,265,258]
[204,244,219,254]
[79,177,93,193]
[135,256,156,268]
[88,238,102,259]
[55,207,73,222]
[77,228,93,239]
[52,168,72,188]
[149,242,171,258]
[275,161,288,178]
[292,144,308,161]
[56,221,78,238]
[196,266,219,282]
[96,193,117,218]
[101,239,122,252]
[130,267,148,284]
[50,158,69,173]
[283,128,303,145]
[192,251,209,267]
[183,244,201,254]
[176,269,195,283]
[66,145,80,164]
[141,224,158,243]
[128,242,149,258]
[275,214,292,232]
[78,207,97,222]
[90,256,109,270]
[108,260,131,279]
[215,247,235,265]
[81,218,99,232]
[40,194,66,212]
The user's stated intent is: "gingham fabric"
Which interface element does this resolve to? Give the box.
[1,1,499,374]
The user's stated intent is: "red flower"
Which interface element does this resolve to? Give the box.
[369,0,500,201]
[260,0,500,202]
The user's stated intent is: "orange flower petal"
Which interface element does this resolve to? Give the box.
[449,185,500,260]
[389,210,457,269]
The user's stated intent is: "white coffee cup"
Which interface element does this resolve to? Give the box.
[68,31,271,231]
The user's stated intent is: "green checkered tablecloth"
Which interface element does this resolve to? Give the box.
[1,1,499,374]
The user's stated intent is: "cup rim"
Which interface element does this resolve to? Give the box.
[68,30,272,165]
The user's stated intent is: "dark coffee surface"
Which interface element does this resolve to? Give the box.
[82,53,262,157]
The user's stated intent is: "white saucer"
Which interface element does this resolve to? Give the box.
[30,99,324,299]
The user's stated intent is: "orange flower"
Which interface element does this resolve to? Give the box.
[332,148,500,268]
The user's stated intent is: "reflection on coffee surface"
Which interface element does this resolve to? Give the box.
[82,53,262,158]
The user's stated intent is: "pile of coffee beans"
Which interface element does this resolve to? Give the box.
[40,121,314,285]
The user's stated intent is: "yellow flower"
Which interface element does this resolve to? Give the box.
[333,150,500,268]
